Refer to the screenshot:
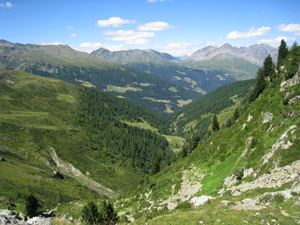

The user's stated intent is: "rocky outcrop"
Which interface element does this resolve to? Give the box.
[262,112,273,124]
[263,125,296,164]
[230,160,300,196]
[280,69,300,92]
[190,195,215,207]
[50,147,115,199]
[0,210,52,225]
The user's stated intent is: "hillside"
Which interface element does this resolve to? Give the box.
[113,46,300,224]
[171,79,255,139]
[91,48,235,94]
[0,41,200,115]
[0,69,180,211]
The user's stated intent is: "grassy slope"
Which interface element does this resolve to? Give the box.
[0,70,179,212]
[171,79,255,138]
[117,62,300,224]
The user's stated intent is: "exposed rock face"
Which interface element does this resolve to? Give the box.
[0,210,52,225]
[280,69,300,92]
[190,195,215,207]
[159,166,205,210]
[50,147,115,198]
[262,112,273,124]
[247,114,253,122]
[263,125,296,164]
[230,160,300,196]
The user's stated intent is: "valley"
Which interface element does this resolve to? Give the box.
[0,9,300,224]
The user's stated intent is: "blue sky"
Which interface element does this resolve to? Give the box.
[1,0,300,56]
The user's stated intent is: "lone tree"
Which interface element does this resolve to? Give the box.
[212,114,220,132]
[82,201,100,225]
[25,194,40,217]
[277,39,289,68]
[100,201,119,225]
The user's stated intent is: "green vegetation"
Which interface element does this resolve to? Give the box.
[171,79,255,139]
[114,46,300,224]
[0,69,177,212]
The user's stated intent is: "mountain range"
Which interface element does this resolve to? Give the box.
[0,40,201,115]
[187,43,278,66]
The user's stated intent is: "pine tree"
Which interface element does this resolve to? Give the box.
[212,114,220,132]
[277,39,289,68]
[82,201,100,225]
[100,201,119,225]
[151,156,161,174]
[263,54,274,78]
[249,67,266,102]
[25,194,40,217]
[233,108,240,121]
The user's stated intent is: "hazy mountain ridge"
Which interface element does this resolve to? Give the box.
[0,41,201,115]
[91,47,236,94]
[188,43,278,66]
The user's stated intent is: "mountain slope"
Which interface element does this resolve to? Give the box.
[0,69,178,209]
[115,49,300,224]
[91,48,236,94]
[0,41,200,115]
[171,79,255,138]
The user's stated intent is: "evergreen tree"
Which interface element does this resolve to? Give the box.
[249,67,266,102]
[233,108,240,121]
[100,201,119,225]
[277,39,289,68]
[181,145,189,158]
[151,156,161,175]
[25,194,40,217]
[212,114,220,132]
[263,54,274,78]
[82,202,100,225]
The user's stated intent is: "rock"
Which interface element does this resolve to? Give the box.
[247,114,253,122]
[242,123,247,130]
[190,195,215,207]
[262,112,273,124]
[224,174,238,187]
[267,124,275,132]
[280,70,300,92]
[0,156,6,161]
[27,216,53,225]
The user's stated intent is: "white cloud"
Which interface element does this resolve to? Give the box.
[70,33,77,37]
[97,17,135,27]
[104,30,155,44]
[79,42,124,52]
[277,24,300,36]
[227,26,270,39]
[138,22,173,31]
[66,26,72,30]
[0,1,13,8]
[157,43,193,57]
[40,42,64,46]
[277,24,300,32]
[257,36,296,47]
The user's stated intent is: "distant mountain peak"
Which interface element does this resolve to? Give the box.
[188,43,278,65]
